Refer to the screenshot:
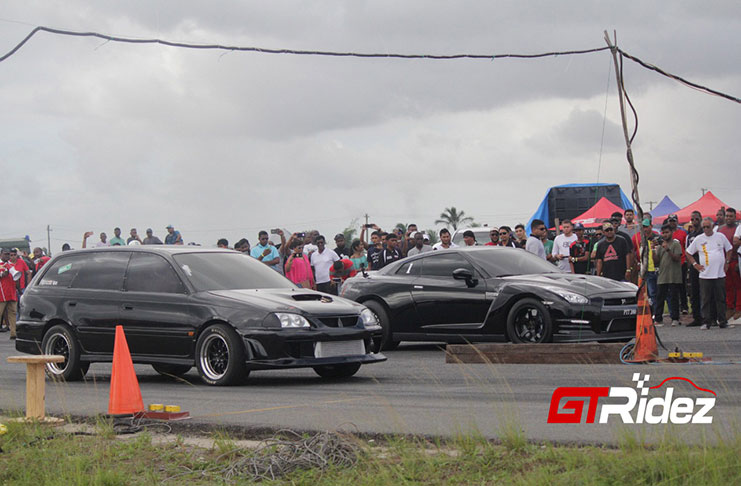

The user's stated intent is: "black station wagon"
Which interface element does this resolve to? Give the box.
[16,247,385,385]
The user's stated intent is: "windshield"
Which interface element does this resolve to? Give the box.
[467,248,562,277]
[173,252,295,291]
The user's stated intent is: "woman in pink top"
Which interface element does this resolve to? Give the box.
[284,239,315,290]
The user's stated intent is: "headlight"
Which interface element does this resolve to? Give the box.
[275,313,311,328]
[360,308,381,330]
[543,286,589,305]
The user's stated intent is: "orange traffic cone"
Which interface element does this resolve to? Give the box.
[108,325,144,415]
[628,279,658,362]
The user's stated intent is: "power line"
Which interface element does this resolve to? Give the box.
[0,25,610,64]
[617,48,741,104]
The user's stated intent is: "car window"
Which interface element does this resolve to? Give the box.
[37,254,87,288]
[468,248,561,276]
[173,252,295,291]
[125,253,186,294]
[418,253,475,278]
[70,252,130,291]
[395,260,421,276]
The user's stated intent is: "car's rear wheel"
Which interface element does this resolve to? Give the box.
[152,363,192,378]
[196,324,247,386]
[363,300,399,351]
[313,362,361,379]
[506,298,553,344]
[42,324,89,381]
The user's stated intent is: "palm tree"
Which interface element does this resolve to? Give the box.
[435,207,474,230]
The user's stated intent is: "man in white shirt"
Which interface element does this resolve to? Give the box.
[310,235,340,295]
[685,217,733,329]
[433,228,459,251]
[525,219,547,260]
[95,232,110,248]
[552,219,578,272]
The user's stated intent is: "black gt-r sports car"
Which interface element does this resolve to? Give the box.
[340,247,637,349]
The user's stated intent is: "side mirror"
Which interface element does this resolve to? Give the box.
[452,268,478,287]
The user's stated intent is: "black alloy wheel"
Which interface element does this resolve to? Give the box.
[195,324,248,386]
[363,300,399,351]
[313,362,361,379]
[41,324,89,381]
[506,298,554,344]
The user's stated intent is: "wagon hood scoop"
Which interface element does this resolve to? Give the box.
[207,289,361,314]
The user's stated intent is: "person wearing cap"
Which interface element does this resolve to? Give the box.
[407,232,432,257]
[595,221,631,281]
[0,248,18,338]
[127,228,143,245]
[637,219,660,315]
[525,220,547,260]
[143,228,163,245]
[164,225,183,245]
[685,217,733,329]
[485,228,499,246]
[311,235,341,293]
[685,211,704,326]
[667,213,689,314]
[568,223,592,274]
[109,227,126,247]
[552,219,577,272]
[333,233,352,258]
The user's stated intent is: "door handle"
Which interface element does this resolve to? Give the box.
[67,302,77,307]
[413,285,424,290]
[122,304,134,310]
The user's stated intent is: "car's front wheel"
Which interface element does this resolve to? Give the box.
[506,298,554,344]
[195,324,247,385]
[313,362,361,379]
[364,300,399,351]
[42,324,89,381]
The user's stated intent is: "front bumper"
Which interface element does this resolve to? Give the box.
[545,294,637,342]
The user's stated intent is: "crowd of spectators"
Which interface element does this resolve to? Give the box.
[2,208,740,339]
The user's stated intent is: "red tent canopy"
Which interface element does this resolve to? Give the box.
[570,197,627,228]
[674,191,729,223]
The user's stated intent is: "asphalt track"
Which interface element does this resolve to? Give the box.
[1,321,739,445]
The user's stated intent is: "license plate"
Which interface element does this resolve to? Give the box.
[314,340,365,358]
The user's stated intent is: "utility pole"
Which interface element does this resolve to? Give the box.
[701,188,708,196]
[646,201,657,211]
[46,225,52,257]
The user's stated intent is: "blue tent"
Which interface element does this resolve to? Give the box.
[527,183,633,233]
[650,195,680,218]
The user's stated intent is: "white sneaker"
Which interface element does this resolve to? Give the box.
[671,320,680,327]
[728,316,741,325]
[700,324,710,330]
[654,321,664,327]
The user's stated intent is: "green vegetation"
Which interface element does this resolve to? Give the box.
[0,419,738,485]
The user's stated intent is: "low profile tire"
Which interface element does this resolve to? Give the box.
[506,298,554,344]
[313,362,361,379]
[152,363,192,378]
[195,324,247,386]
[364,300,399,351]
[42,324,88,381]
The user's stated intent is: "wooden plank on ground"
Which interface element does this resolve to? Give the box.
[445,343,625,364]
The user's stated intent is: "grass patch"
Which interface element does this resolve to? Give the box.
[0,421,739,485]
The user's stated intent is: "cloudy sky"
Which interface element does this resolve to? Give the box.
[1,1,739,251]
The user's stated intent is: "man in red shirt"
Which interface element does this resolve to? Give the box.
[31,247,51,277]
[0,248,19,338]
[485,228,499,246]
[667,214,689,314]
[9,249,31,295]
[717,207,741,320]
